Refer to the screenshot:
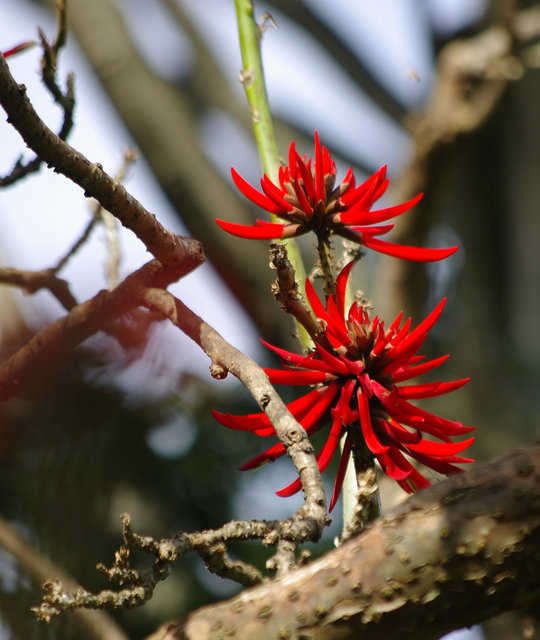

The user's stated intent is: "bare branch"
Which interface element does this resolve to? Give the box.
[0,515,129,640]
[0,255,203,400]
[0,267,77,311]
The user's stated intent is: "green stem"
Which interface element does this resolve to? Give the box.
[234,0,310,349]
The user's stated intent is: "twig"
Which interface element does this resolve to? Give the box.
[0,515,128,640]
[99,149,139,288]
[0,267,77,311]
[52,148,139,277]
[198,542,263,586]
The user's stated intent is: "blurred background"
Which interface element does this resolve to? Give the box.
[0,0,539,638]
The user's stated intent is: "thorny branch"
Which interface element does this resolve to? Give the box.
[0,267,77,311]
[269,243,320,345]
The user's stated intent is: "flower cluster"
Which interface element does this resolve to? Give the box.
[217,132,457,262]
[213,262,473,511]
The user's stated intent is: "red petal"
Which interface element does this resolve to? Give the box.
[264,369,330,385]
[398,377,469,399]
[392,396,475,436]
[212,409,270,432]
[275,477,302,497]
[261,339,335,373]
[301,383,340,433]
[260,175,296,212]
[292,175,314,216]
[338,193,423,226]
[358,388,389,454]
[315,344,350,375]
[335,261,355,317]
[362,234,459,262]
[329,435,352,512]
[216,218,285,239]
[317,419,344,475]
[392,355,450,382]
[406,436,475,457]
[293,151,316,202]
[240,442,286,470]
[2,41,34,58]
[376,449,413,482]
[231,167,283,214]
[383,298,447,369]
[288,142,298,180]
[340,165,387,208]
[314,131,325,204]
[397,382,445,399]
[376,417,422,445]
[325,295,353,346]
[350,223,395,236]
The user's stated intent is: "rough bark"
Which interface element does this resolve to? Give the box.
[145,444,540,640]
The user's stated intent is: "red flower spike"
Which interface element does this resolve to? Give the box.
[213,262,473,511]
[219,132,458,263]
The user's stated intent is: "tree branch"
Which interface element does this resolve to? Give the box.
[141,288,328,545]
[144,444,540,640]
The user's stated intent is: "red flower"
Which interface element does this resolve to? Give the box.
[213,263,474,511]
[216,132,457,262]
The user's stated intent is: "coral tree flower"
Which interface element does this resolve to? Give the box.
[212,263,474,511]
[216,132,457,262]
